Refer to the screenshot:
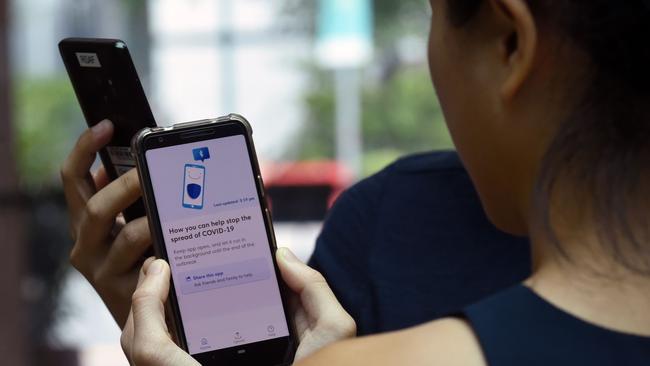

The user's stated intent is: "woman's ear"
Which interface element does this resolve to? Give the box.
[488,0,537,100]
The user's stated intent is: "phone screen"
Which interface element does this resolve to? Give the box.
[145,135,289,355]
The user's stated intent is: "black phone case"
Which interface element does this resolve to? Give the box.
[59,37,157,222]
[132,115,298,366]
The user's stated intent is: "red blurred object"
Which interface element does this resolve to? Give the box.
[261,161,354,222]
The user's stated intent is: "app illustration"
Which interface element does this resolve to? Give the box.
[193,147,210,162]
[183,164,206,209]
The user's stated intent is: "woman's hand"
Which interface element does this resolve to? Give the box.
[121,258,200,366]
[121,248,356,365]
[61,120,152,327]
[277,247,357,360]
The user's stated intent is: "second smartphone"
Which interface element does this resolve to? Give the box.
[59,37,156,221]
[132,114,296,365]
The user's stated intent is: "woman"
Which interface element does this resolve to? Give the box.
[63,0,650,364]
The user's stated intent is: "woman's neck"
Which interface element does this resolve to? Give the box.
[526,236,650,336]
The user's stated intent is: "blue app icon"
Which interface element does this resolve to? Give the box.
[193,147,210,162]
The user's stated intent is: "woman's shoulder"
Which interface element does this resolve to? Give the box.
[462,284,650,365]
[298,317,487,366]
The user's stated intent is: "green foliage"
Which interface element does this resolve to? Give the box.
[294,67,336,160]
[285,0,449,176]
[295,66,453,176]
[372,0,431,45]
[120,0,147,14]
[362,67,451,152]
[14,77,81,189]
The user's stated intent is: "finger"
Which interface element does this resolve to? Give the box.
[61,120,114,215]
[102,217,152,275]
[131,260,201,366]
[93,165,110,191]
[88,168,142,220]
[132,259,171,341]
[63,120,114,180]
[121,257,154,361]
[77,168,142,254]
[121,255,153,364]
[137,256,155,278]
[120,257,156,364]
[121,309,135,361]
[140,256,157,281]
[277,248,356,361]
[276,248,344,319]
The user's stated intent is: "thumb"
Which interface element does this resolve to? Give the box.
[132,259,171,344]
[276,247,345,320]
[128,260,201,366]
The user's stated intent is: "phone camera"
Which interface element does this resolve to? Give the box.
[158,137,164,143]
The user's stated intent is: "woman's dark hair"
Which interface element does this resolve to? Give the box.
[447,0,650,273]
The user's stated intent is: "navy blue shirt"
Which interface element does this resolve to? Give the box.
[309,151,531,335]
[464,285,650,365]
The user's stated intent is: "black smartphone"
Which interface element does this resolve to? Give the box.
[59,37,156,221]
[132,114,297,365]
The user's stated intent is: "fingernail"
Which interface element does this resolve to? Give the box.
[279,247,300,264]
[91,119,112,136]
[148,260,164,275]
[143,256,156,269]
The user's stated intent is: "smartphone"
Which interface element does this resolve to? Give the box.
[59,37,157,221]
[132,114,297,365]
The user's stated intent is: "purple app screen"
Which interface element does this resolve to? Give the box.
[145,135,288,355]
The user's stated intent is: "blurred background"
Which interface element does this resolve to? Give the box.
[0,0,452,364]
